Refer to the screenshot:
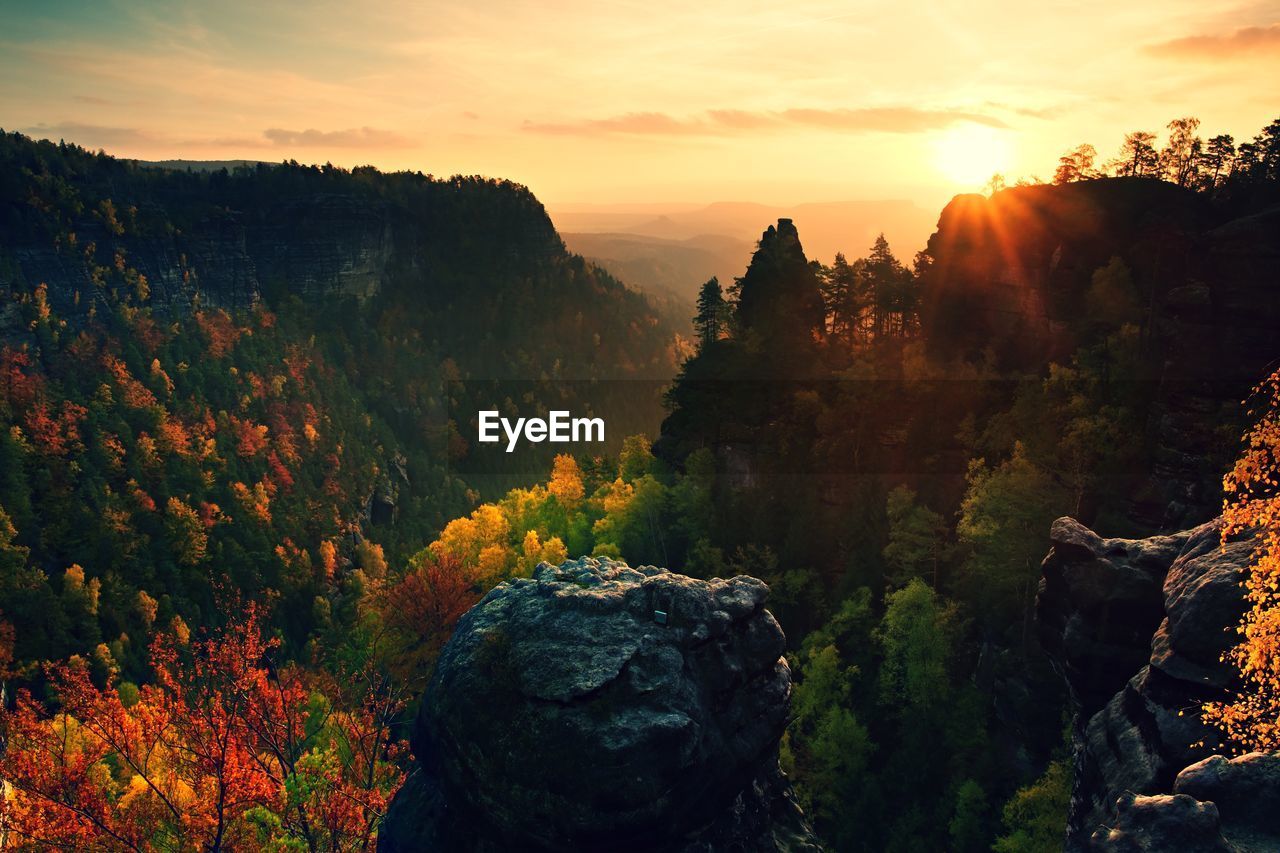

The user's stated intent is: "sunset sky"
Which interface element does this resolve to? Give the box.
[2,0,1277,210]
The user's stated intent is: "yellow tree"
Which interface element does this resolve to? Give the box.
[1203,369,1280,750]
[548,453,585,507]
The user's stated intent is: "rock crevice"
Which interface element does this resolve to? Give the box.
[1037,516,1280,851]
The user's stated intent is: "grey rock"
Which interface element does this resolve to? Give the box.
[1090,792,1229,852]
[380,556,819,852]
[1175,753,1280,851]
[1038,517,1265,851]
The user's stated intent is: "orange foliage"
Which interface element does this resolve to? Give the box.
[156,416,193,458]
[283,345,312,387]
[24,400,87,457]
[318,539,339,582]
[548,453,585,506]
[102,354,157,410]
[1204,368,1280,750]
[373,552,478,682]
[231,480,272,524]
[128,479,157,513]
[0,603,407,850]
[0,348,43,414]
[228,415,269,459]
[194,310,242,359]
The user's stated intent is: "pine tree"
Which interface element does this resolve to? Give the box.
[693,277,727,352]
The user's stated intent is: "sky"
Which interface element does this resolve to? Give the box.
[1,0,1278,210]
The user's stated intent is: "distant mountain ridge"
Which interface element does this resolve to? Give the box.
[136,158,271,172]
[551,198,937,265]
[560,231,751,308]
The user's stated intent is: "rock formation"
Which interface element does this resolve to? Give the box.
[920,181,1280,527]
[1038,516,1280,851]
[378,556,820,852]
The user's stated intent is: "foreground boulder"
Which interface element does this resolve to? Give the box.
[1038,517,1280,851]
[379,556,820,852]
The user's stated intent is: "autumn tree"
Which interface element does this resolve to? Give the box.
[1203,368,1280,750]
[0,601,408,851]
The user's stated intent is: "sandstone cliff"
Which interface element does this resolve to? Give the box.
[921,181,1280,527]
[378,556,821,852]
[1038,516,1280,851]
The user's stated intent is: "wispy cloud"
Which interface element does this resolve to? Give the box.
[261,126,411,147]
[1146,23,1280,58]
[523,107,1008,137]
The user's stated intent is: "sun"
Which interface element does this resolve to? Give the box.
[932,124,1014,189]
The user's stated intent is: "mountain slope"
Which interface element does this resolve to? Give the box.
[0,131,685,678]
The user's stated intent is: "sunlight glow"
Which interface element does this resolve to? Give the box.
[932,124,1014,188]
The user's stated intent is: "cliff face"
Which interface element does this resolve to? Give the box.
[379,557,820,853]
[3,192,396,327]
[921,180,1280,527]
[1038,517,1280,851]
[0,136,574,340]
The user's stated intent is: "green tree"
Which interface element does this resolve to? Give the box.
[957,444,1067,639]
[1085,256,1140,326]
[693,277,728,352]
[883,486,946,589]
[821,253,867,345]
[948,779,989,853]
[992,760,1071,853]
[785,642,872,850]
[877,579,958,716]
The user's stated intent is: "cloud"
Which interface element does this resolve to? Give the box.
[523,107,1007,137]
[1147,23,1280,58]
[780,108,1007,131]
[261,126,412,147]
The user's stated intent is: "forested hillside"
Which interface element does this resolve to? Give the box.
[0,131,685,688]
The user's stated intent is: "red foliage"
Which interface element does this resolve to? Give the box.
[0,348,42,415]
[374,552,478,681]
[0,602,407,850]
[229,415,269,459]
[266,451,294,492]
[194,310,243,359]
[24,400,87,457]
[103,354,157,410]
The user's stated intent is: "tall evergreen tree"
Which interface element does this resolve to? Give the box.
[693,277,727,352]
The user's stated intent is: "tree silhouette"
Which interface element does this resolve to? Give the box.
[693,277,728,352]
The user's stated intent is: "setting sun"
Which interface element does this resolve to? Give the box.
[932,124,1014,188]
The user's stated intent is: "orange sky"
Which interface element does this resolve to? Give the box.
[3,0,1278,211]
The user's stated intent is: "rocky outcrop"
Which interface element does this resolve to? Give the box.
[1038,516,1280,851]
[379,556,820,852]
[921,181,1280,527]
